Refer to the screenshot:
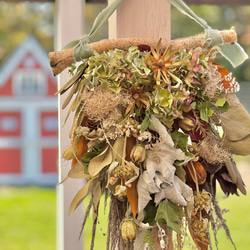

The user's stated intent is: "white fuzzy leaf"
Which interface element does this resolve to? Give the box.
[155,176,193,206]
[137,172,155,212]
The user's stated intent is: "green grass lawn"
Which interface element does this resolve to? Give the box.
[0,183,249,250]
[0,186,56,250]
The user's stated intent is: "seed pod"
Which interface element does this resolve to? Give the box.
[186,161,207,185]
[120,218,137,242]
[62,145,74,160]
[130,145,146,163]
[178,115,196,131]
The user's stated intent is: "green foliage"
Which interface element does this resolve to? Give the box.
[155,200,184,234]
[171,130,194,158]
[0,2,54,65]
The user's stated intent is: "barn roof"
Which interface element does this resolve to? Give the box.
[0,36,55,88]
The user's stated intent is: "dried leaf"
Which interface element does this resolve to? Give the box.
[112,136,125,163]
[62,81,80,109]
[56,65,85,95]
[88,145,112,177]
[137,115,193,212]
[126,179,138,218]
[68,162,89,179]
[221,93,250,155]
[71,135,88,168]
[69,177,98,215]
[154,176,193,206]
[137,172,159,212]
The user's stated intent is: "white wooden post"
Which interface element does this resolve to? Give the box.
[108,0,171,249]
[55,0,171,249]
[108,0,171,40]
[55,0,85,249]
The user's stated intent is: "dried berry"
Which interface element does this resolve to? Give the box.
[130,145,146,163]
[62,145,74,160]
[178,115,196,131]
[120,218,137,242]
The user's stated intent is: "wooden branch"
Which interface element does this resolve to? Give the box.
[49,29,237,76]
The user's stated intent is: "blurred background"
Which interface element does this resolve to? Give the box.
[0,0,249,249]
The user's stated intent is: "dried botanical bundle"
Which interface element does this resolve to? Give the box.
[56,36,250,250]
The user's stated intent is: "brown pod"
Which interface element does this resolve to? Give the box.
[186,161,207,185]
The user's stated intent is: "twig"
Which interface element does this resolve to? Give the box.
[49,29,237,76]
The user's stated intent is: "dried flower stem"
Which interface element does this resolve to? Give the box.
[190,161,200,196]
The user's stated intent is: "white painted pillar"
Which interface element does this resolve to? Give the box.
[108,0,171,40]
[55,0,85,249]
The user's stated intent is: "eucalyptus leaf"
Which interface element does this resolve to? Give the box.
[88,146,112,177]
[141,114,152,133]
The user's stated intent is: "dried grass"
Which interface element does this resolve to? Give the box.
[199,136,230,164]
[83,89,133,122]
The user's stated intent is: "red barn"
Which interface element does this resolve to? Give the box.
[0,36,58,186]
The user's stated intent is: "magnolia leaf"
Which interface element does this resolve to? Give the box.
[220,93,250,156]
[88,145,112,177]
[69,177,98,215]
[68,162,89,179]
[155,200,184,234]
[112,136,125,163]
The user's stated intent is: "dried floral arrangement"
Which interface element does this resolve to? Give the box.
[49,0,250,249]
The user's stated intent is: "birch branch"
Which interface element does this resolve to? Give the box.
[49,29,237,76]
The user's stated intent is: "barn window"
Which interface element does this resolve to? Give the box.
[13,69,46,95]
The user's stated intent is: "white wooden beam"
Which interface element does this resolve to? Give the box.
[109,0,171,40]
[55,0,85,249]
